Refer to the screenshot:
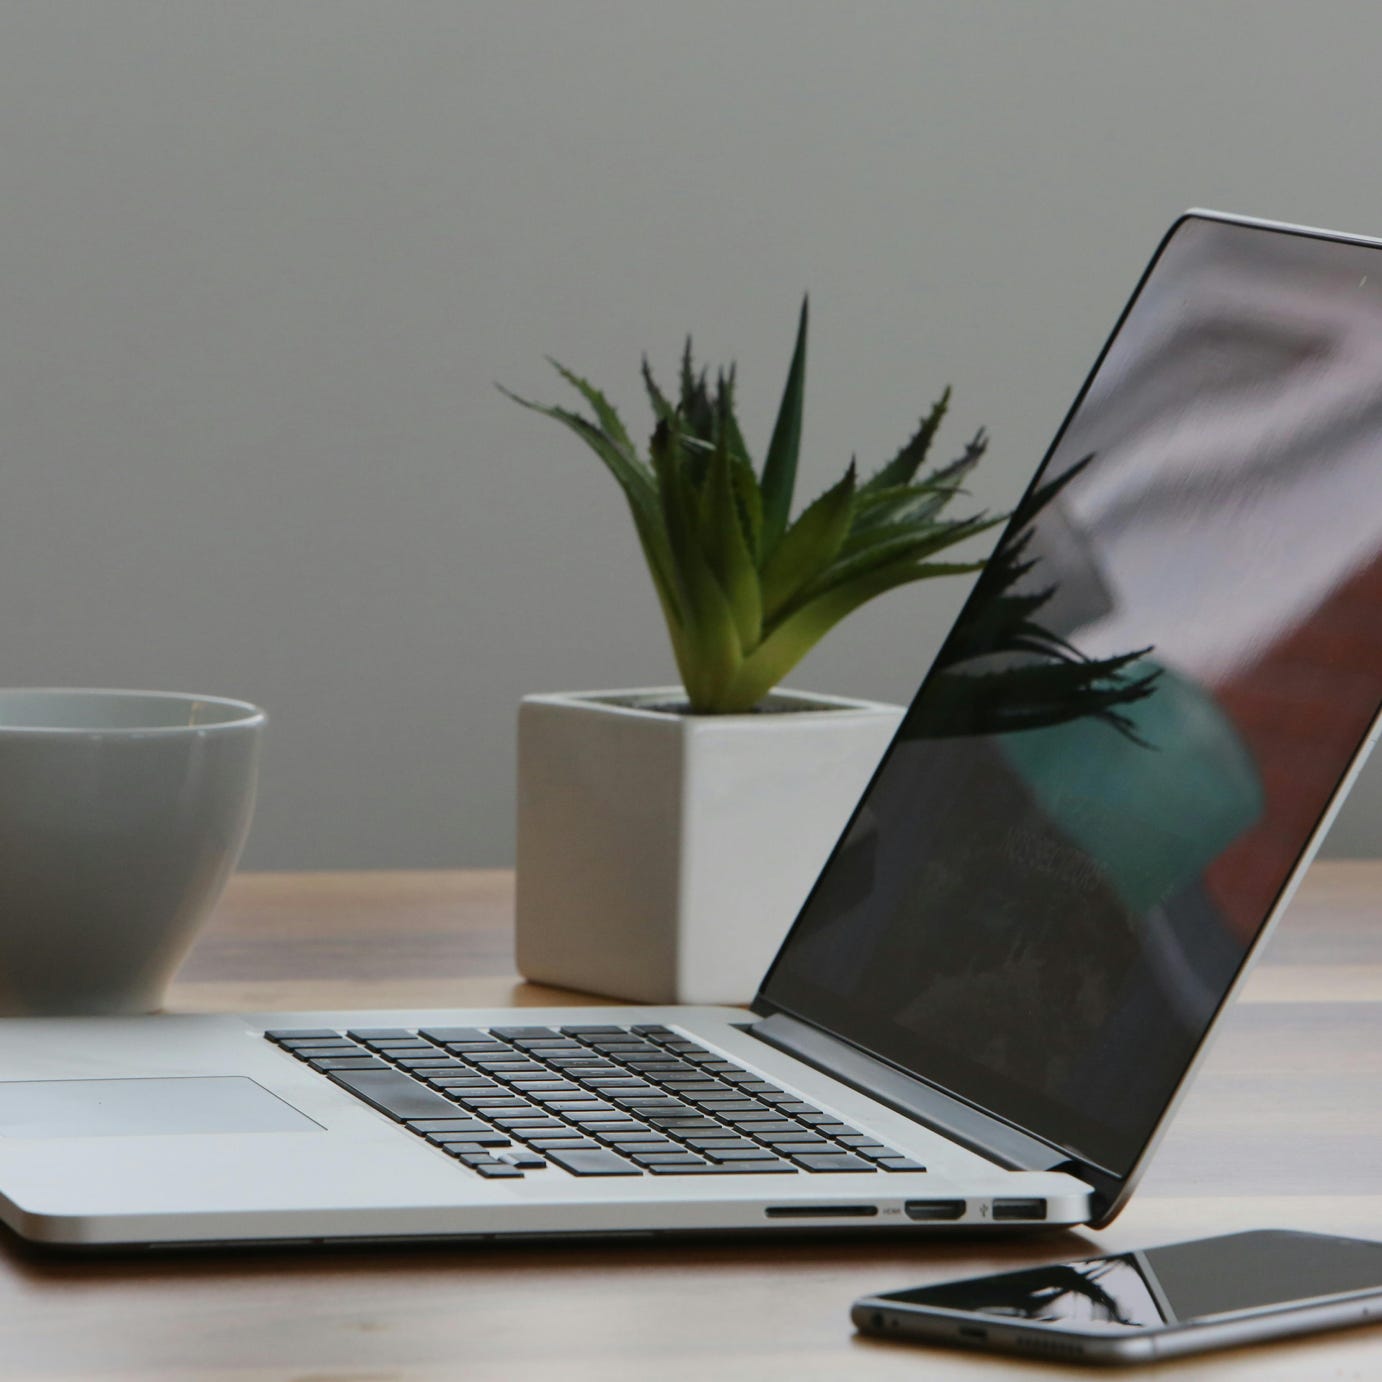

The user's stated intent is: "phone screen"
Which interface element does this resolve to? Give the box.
[877,1231,1382,1331]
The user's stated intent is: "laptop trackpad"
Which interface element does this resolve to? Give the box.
[0,1077,321,1138]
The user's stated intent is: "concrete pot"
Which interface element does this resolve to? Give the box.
[515,687,904,1004]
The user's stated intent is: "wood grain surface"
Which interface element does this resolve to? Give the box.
[1,863,1376,1381]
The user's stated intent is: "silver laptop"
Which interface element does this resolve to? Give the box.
[1,209,1378,1249]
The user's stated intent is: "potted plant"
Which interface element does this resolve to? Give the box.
[503,300,1001,1003]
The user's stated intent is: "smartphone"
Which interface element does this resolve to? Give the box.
[852,1229,1382,1365]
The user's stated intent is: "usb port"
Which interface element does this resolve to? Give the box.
[992,1197,1047,1221]
[904,1199,966,1221]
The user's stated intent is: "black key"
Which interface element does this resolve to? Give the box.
[424,1126,495,1145]
[434,1131,511,1148]
[683,1136,759,1151]
[790,1153,874,1173]
[624,1113,709,1128]
[329,1069,463,1121]
[435,1141,499,1156]
[278,1038,358,1052]
[719,1117,803,1134]
[702,1160,796,1174]
[759,1138,838,1155]
[407,1118,495,1133]
[474,1163,525,1178]
[558,1025,627,1036]
[703,1147,789,1162]
[489,1115,564,1130]
[500,1152,548,1169]
[695,1101,767,1114]
[630,1024,676,1037]
[265,1028,341,1042]
[489,1026,558,1039]
[836,1136,891,1151]
[879,1158,927,1172]
[546,1100,615,1114]
[526,1138,602,1152]
[290,1046,366,1060]
[647,1161,793,1175]
[346,1028,416,1041]
[632,1152,705,1166]
[811,1122,855,1136]
[545,1148,640,1177]
[777,1102,822,1116]
[308,1057,389,1072]
[418,1027,491,1044]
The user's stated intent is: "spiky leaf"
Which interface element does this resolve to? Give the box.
[698,430,763,650]
[759,462,857,623]
[759,297,809,557]
[497,384,681,625]
[722,557,986,712]
[860,388,951,494]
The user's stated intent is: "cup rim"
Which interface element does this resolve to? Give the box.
[0,688,266,734]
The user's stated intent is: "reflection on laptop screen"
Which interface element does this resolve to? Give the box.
[760,215,1382,1176]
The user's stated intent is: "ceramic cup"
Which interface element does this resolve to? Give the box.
[0,689,265,1015]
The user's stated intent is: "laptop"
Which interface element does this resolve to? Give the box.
[1,209,1378,1249]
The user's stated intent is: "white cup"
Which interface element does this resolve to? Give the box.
[0,688,265,1015]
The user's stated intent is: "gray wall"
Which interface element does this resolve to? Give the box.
[0,1,1377,868]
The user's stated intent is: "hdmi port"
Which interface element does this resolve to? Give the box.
[904,1199,966,1221]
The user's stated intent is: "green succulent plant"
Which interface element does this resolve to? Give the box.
[501,299,1002,713]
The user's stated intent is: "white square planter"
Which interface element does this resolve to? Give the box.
[515,688,904,1005]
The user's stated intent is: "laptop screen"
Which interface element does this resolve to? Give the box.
[758,214,1382,1176]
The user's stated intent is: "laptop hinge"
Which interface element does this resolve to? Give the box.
[748,1013,1070,1173]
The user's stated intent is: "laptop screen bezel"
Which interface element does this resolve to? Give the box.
[750,210,1382,1223]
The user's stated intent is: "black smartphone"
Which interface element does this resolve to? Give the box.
[852,1229,1382,1365]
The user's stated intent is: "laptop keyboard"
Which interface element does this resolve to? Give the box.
[265,1023,926,1181]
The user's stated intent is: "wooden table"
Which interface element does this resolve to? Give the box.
[2,864,1378,1380]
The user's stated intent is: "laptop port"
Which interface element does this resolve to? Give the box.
[764,1205,879,1219]
[904,1199,966,1221]
[992,1197,1047,1221]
